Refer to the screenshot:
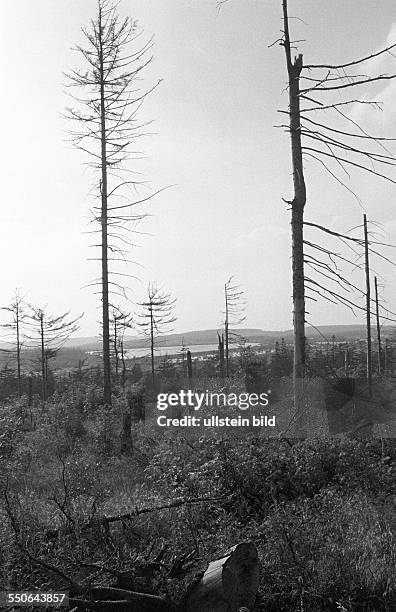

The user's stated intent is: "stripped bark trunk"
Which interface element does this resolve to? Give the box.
[16,304,21,397]
[282,0,307,434]
[363,214,372,396]
[150,304,155,384]
[374,275,382,375]
[224,286,230,378]
[99,7,112,406]
[120,340,127,387]
[218,332,225,377]
[186,350,193,379]
[114,316,119,381]
[40,312,46,402]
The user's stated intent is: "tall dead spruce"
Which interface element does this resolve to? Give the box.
[280,0,396,431]
[65,0,160,405]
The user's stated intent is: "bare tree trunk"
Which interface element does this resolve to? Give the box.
[45,353,49,398]
[363,214,372,396]
[114,317,119,381]
[40,313,46,402]
[150,305,155,384]
[223,277,245,379]
[292,207,305,380]
[218,332,225,377]
[282,0,307,432]
[99,13,112,407]
[120,340,126,387]
[374,275,382,375]
[16,305,21,397]
[224,286,229,378]
[186,350,193,379]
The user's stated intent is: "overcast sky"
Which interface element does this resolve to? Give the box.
[1,0,396,337]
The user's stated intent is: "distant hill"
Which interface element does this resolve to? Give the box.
[306,324,377,340]
[62,329,267,351]
[123,328,269,349]
[60,324,396,351]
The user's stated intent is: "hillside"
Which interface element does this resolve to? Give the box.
[58,324,396,351]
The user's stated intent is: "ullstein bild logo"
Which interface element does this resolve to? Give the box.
[156,390,271,411]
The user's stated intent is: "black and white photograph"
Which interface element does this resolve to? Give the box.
[1,1,396,610]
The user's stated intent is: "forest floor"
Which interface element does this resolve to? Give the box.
[0,378,395,611]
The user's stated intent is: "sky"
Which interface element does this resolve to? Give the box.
[1,0,396,337]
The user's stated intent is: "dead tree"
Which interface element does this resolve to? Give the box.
[179,337,187,376]
[110,306,133,385]
[374,276,382,375]
[218,0,396,432]
[363,214,372,395]
[1,291,27,397]
[25,307,82,401]
[224,276,246,378]
[137,283,176,383]
[186,349,193,380]
[119,311,134,387]
[303,219,396,375]
[277,0,396,428]
[217,332,225,377]
[65,0,161,406]
[281,0,306,424]
[111,308,121,380]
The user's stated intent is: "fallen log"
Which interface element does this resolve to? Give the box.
[69,589,171,612]
[90,587,162,600]
[45,495,229,540]
[68,600,169,612]
[184,542,259,612]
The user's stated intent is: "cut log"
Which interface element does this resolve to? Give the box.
[184,542,259,612]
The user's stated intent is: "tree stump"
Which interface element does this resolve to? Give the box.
[184,542,259,612]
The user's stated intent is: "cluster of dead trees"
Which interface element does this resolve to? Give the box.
[4,0,393,431]
[64,0,250,406]
[66,0,396,431]
[1,291,82,401]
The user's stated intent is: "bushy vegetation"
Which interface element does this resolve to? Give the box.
[0,380,395,611]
